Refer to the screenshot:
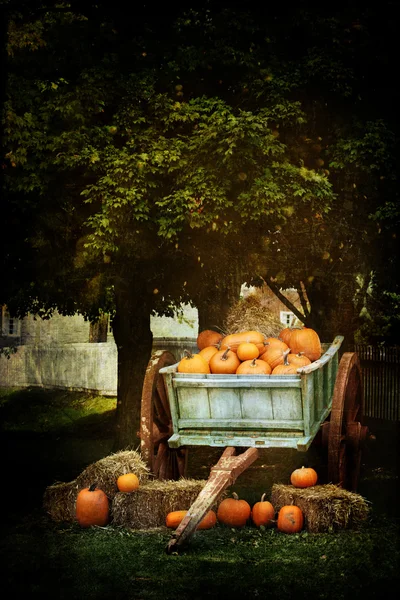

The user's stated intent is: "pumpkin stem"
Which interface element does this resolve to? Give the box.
[183,350,194,359]
[251,358,257,366]
[261,492,266,502]
[282,349,291,366]
[232,492,239,500]
[221,347,231,361]
[88,482,97,492]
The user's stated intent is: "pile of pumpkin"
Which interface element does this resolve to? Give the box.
[168,465,317,534]
[76,466,317,534]
[178,327,322,375]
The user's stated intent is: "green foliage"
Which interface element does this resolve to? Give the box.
[1,0,398,337]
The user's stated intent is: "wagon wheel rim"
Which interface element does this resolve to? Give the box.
[140,350,188,480]
[328,352,364,491]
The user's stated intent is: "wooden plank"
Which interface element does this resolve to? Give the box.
[167,447,259,553]
[208,388,243,419]
[177,418,305,429]
[300,370,313,438]
[162,370,180,436]
[271,388,303,420]
[168,432,310,449]
[173,378,302,389]
[177,387,211,419]
[314,367,324,422]
[241,388,274,419]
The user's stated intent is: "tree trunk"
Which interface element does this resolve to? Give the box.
[305,276,359,350]
[112,275,153,451]
[196,270,243,333]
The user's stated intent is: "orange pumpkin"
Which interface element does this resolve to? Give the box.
[263,337,289,351]
[198,345,219,363]
[76,483,109,528]
[287,352,311,368]
[271,350,299,374]
[209,347,241,374]
[290,466,318,488]
[217,493,251,527]
[236,342,260,361]
[278,327,295,346]
[219,331,265,353]
[165,509,217,530]
[251,493,275,528]
[117,473,140,492]
[277,505,304,534]
[177,351,210,374]
[197,329,223,350]
[259,344,289,369]
[236,358,272,375]
[288,327,322,362]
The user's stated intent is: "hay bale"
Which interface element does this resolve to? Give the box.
[112,478,227,529]
[75,449,151,499]
[43,450,151,523]
[43,480,80,522]
[271,483,370,533]
[224,294,283,338]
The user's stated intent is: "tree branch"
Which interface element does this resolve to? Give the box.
[262,276,306,323]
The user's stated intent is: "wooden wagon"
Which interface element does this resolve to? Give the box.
[139,336,373,552]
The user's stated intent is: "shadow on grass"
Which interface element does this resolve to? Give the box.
[1,388,119,517]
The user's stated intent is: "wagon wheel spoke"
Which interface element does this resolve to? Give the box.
[152,422,172,445]
[155,377,171,417]
[140,350,188,481]
[153,380,171,428]
[328,352,366,491]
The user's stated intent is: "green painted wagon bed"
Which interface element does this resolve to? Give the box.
[139,336,373,552]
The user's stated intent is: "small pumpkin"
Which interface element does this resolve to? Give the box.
[288,327,322,362]
[251,493,275,528]
[287,352,311,368]
[290,466,318,488]
[277,505,304,534]
[271,350,299,375]
[117,472,140,492]
[209,347,241,374]
[217,492,251,527]
[219,330,265,353]
[76,482,109,528]
[236,358,272,375]
[197,329,223,350]
[236,342,260,361]
[177,350,210,374]
[198,345,219,363]
[165,509,217,530]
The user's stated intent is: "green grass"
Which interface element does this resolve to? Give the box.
[0,387,117,435]
[1,387,399,600]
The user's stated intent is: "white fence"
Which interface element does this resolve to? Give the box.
[0,338,197,396]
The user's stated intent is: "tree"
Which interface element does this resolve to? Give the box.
[2,1,398,451]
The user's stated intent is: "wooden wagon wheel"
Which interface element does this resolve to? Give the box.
[323,352,372,491]
[140,350,188,480]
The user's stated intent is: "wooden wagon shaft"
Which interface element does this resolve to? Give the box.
[166,446,259,554]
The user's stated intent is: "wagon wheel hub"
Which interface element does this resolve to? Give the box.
[321,420,374,450]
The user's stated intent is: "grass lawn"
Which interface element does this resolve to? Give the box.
[1,387,399,600]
